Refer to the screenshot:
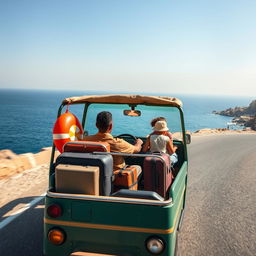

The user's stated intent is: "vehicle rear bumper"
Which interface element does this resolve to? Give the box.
[70,252,118,256]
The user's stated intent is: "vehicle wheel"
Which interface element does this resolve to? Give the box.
[174,231,179,256]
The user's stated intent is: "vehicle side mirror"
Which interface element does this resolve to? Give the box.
[185,133,191,144]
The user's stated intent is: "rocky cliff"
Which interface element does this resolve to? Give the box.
[244,116,256,130]
[0,147,59,179]
[213,100,256,130]
[213,100,256,116]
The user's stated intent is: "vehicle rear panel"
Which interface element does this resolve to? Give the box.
[44,196,176,255]
[44,160,187,256]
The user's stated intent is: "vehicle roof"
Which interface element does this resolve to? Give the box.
[62,94,182,107]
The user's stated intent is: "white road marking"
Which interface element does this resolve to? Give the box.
[0,193,46,230]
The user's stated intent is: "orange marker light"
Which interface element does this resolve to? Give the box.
[48,229,65,245]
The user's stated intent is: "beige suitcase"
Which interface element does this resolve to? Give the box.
[55,164,100,195]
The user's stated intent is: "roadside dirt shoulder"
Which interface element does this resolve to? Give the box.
[0,164,49,220]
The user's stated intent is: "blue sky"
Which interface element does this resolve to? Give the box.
[1,0,256,96]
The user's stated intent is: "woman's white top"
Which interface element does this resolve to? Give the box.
[149,134,169,153]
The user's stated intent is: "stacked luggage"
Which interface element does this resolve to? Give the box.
[55,141,113,196]
[54,141,173,199]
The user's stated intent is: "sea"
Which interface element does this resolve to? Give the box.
[0,89,254,154]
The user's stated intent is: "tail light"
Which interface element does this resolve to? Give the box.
[48,228,66,245]
[47,204,62,218]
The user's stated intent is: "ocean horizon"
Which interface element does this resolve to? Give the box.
[0,89,255,154]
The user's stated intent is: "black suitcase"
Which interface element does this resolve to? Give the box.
[56,152,113,196]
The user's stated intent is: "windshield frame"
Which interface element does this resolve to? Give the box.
[50,99,187,171]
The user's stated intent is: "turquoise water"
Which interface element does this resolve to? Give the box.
[0,89,254,154]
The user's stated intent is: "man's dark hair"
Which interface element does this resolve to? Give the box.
[96,111,112,132]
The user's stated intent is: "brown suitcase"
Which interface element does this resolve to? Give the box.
[114,166,141,191]
[63,141,110,153]
[143,153,173,198]
[55,164,99,195]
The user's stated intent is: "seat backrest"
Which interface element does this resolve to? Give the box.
[63,141,110,153]
[112,189,164,201]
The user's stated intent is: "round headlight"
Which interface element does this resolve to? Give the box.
[48,228,66,245]
[146,237,165,254]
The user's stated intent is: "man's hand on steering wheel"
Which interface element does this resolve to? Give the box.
[133,138,143,153]
[135,138,143,146]
[116,134,137,144]
[116,134,143,152]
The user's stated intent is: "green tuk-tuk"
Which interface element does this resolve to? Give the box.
[44,95,190,256]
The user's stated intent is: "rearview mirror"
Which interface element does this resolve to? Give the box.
[123,110,141,117]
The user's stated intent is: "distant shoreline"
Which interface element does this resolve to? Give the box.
[191,128,256,136]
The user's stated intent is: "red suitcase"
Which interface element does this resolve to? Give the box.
[143,153,173,198]
[63,141,110,153]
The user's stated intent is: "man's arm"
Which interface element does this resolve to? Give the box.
[133,138,143,153]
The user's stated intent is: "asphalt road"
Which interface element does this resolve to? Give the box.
[0,198,45,256]
[0,134,255,256]
[178,134,256,256]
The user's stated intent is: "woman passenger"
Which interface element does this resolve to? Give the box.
[142,117,178,165]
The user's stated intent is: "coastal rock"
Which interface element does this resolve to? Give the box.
[194,128,229,134]
[0,154,34,179]
[194,128,214,133]
[213,100,256,117]
[0,147,59,180]
[232,115,252,124]
[213,99,256,130]
[247,100,256,115]
[214,107,247,117]
[193,128,256,135]
[245,116,256,130]
[0,150,17,160]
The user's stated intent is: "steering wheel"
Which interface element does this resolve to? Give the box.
[116,133,137,144]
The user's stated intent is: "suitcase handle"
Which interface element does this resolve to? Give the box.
[118,165,131,175]
[115,165,136,185]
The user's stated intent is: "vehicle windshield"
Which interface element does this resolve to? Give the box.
[84,103,183,138]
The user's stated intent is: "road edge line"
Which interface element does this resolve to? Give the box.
[0,193,46,230]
